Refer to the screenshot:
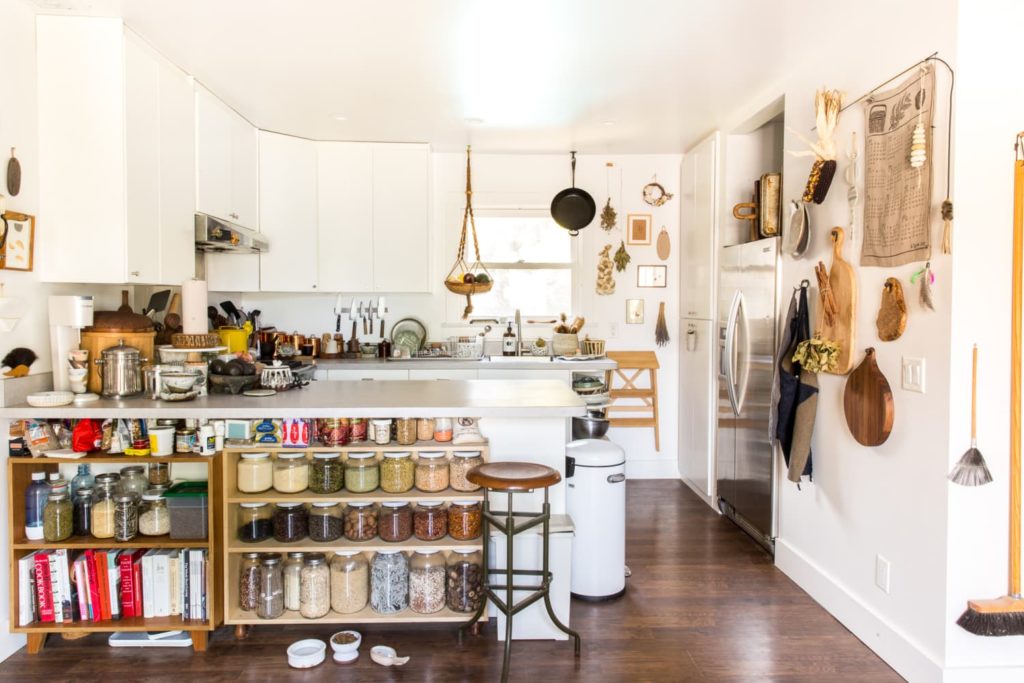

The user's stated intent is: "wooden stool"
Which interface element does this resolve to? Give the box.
[461,462,581,682]
[604,350,661,451]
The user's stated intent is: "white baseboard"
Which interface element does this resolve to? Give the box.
[0,629,25,662]
[775,539,943,683]
[625,458,678,479]
[944,666,1024,683]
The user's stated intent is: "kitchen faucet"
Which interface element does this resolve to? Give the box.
[515,309,522,356]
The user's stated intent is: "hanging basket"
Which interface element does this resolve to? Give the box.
[444,146,493,318]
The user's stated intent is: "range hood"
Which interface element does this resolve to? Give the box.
[194,213,269,253]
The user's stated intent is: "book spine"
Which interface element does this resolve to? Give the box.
[132,557,143,620]
[107,551,121,619]
[18,552,37,627]
[141,552,155,619]
[47,553,62,624]
[73,560,89,624]
[84,549,102,622]
[96,551,111,621]
[154,551,170,618]
[119,553,134,618]
[33,553,53,623]
[56,549,72,623]
[169,551,180,616]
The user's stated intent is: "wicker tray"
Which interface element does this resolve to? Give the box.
[171,333,221,349]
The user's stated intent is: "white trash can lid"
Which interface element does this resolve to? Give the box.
[566,439,625,467]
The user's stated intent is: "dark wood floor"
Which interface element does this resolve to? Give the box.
[0,480,899,682]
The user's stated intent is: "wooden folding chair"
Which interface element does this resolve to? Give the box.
[604,351,661,451]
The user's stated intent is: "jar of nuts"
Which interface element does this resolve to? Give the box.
[379,501,413,542]
[343,501,379,541]
[446,548,484,613]
[413,501,448,541]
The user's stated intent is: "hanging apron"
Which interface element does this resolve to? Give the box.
[775,285,818,482]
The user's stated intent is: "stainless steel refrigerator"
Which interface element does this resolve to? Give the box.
[716,237,780,551]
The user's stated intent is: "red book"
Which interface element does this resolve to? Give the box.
[95,552,111,621]
[33,553,54,623]
[119,552,135,618]
[132,554,144,620]
[83,550,102,622]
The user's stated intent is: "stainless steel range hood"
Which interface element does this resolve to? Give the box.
[194,213,269,253]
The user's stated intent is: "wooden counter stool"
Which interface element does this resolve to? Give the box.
[461,461,581,683]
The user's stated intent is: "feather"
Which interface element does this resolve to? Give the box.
[919,263,936,311]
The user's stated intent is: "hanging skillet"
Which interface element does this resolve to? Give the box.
[551,151,596,236]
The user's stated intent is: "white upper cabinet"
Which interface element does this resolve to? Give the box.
[317,142,373,292]
[37,17,195,285]
[258,132,318,292]
[195,86,259,231]
[680,132,719,320]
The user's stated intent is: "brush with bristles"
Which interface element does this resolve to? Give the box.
[949,345,993,486]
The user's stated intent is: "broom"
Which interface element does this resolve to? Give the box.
[956,134,1024,636]
[948,345,993,486]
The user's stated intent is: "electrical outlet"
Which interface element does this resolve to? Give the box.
[609,322,618,339]
[901,357,925,393]
[875,555,891,594]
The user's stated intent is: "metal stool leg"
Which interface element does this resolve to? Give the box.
[499,491,515,683]
[461,492,490,635]
[539,487,581,655]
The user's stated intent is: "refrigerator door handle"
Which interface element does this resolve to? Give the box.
[734,293,751,415]
[723,291,741,416]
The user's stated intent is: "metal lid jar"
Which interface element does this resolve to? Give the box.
[273,452,309,493]
[113,493,139,542]
[118,465,148,501]
[138,490,170,536]
[309,452,344,494]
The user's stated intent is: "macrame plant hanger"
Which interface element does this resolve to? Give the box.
[444,146,493,319]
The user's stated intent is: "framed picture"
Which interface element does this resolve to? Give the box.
[626,213,652,245]
[637,264,667,288]
[1,211,35,272]
[626,299,645,324]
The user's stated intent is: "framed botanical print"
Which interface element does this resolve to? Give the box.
[626,299,645,324]
[1,211,34,271]
[637,264,667,288]
[626,213,652,245]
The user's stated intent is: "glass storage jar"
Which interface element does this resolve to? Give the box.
[237,453,273,493]
[273,452,309,493]
[330,551,369,614]
[43,491,73,542]
[343,502,378,541]
[416,418,435,442]
[238,552,261,611]
[413,501,448,541]
[316,418,350,446]
[448,500,482,540]
[90,473,119,539]
[300,553,330,619]
[433,417,453,442]
[370,550,409,615]
[72,487,93,537]
[350,418,367,442]
[414,451,449,492]
[257,553,285,619]
[309,452,344,494]
[447,548,484,612]
[395,418,417,445]
[450,451,484,491]
[118,465,148,501]
[378,501,413,542]
[409,549,446,614]
[238,502,273,543]
[344,452,379,493]
[71,464,94,496]
[371,419,392,445]
[138,490,171,536]
[283,552,305,612]
[308,502,343,542]
[380,452,414,493]
[273,502,308,543]
[114,494,139,542]
[148,462,170,487]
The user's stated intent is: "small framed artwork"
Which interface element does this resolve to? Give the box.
[626,213,652,245]
[626,299,645,324]
[637,264,667,288]
[1,211,35,272]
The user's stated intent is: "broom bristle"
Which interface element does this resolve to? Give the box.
[948,447,994,486]
[957,607,1024,636]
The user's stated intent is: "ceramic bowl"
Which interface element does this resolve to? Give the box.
[329,630,361,654]
[287,639,326,669]
[160,372,199,394]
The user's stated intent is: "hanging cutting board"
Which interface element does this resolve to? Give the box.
[876,277,907,341]
[656,227,671,260]
[843,348,894,446]
[817,227,857,374]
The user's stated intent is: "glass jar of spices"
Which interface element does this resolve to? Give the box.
[370,550,409,615]
[330,551,369,614]
[409,549,446,614]
[448,500,482,540]
[113,494,139,542]
[175,428,195,454]
[344,452,379,493]
[91,473,120,539]
[447,548,484,613]
[72,487,93,537]
[434,418,453,442]
[257,553,285,619]
[139,490,171,536]
[450,451,484,492]
[395,418,417,445]
[273,452,309,493]
[372,419,392,445]
[415,451,449,492]
[283,552,305,612]
[118,465,148,501]
[308,502,343,542]
[272,502,308,543]
[378,501,413,542]
[309,452,344,494]
[237,452,273,493]
[380,452,414,493]
[43,491,73,542]
[299,553,330,619]
[416,418,435,442]
[343,501,378,541]
[237,502,273,543]
[238,552,261,611]
[414,501,448,541]
[148,462,170,487]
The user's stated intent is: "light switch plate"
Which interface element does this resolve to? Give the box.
[875,554,891,594]
[902,357,925,393]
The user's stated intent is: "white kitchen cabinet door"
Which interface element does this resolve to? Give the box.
[678,319,715,499]
[123,32,161,284]
[195,86,232,223]
[478,370,572,383]
[230,114,260,230]
[317,142,374,292]
[326,369,410,381]
[372,144,430,292]
[680,132,718,320]
[157,55,197,286]
[258,132,318,291]
[408,369,479,380]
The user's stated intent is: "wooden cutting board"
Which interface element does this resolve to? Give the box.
[656,228,671,260]
[876,277,907,341]
[843,348,894,446]
[818,227,857,374]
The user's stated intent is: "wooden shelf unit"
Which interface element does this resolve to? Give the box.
[7,454,223,653]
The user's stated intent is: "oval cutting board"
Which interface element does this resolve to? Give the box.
[876,277,907,341]
[817,227,857,374]
[843,348,894,446]
[656,227,670,260]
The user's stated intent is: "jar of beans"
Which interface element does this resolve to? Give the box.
[414,501,448,541]
[343,501,379,541]
[395,418,417,445]
[379,501,413,542]
[370,550,409,615]
[309,452,344,494]
[273,452,309,493]
[238,552,261,611]
[308,502,344,542]
[238,502,273,543]
[273,502,308,543]
[448,500,482,540]
[414,451,449,492]
[450,451,484,492]
[237,452,272,493]
[380,452,414,493]
[447,548,484,613]
[409,549,446,614]
[345,452,379,493]
[416,418,435,441]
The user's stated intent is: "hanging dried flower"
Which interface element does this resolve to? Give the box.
[600,198,617,231]
[613,240,631,272]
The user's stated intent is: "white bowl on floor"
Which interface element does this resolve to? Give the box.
[329,630,361,654]
[287,639,326,669]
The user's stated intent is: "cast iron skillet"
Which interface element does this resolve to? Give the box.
[550,151,595,236]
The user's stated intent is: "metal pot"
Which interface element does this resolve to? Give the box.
[94,339,148,398]
[572,415,610,440]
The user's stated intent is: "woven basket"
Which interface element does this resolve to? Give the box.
[171,333,221,349]
[444,279,494,296]
[582,339,606,356]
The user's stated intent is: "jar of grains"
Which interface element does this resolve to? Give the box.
[119,465,148,501]
[283,552,305,612]
[343,502,378,541]
[238,502,273,543]
[448,500,482,540]
[139,490,171,536]
[330,551,369,614]
[308,502,344,542]
[113,494,139,542]
[395,418,417,445]
[372,419,392,445]
[257,554,285,619]
[370,550,409,615]
[309,452,344,494]
[380,452,414,493]
[379,502,413,542]
[350,418,368,442]
[409,549,446,614]
[238,552,261,611]
[43,491,73,542]
[273,452,309,493]
[91,473,120,539]
[273,502,308,543]
[237,453,273,493]
[148,462,170,487]
[450,451,484,492]
[416,418,435,441]
[447,548,484,613]
[414,501,448,541]
[344,452,379,493]
[414,451,449,492]
[73,487,93,537]
[300,553,330,619]
[433,418,453,442]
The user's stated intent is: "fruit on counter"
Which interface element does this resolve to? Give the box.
[211,358,257,376]
[209,358,227,375]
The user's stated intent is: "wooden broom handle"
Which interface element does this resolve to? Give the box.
[971,344,978,441]
[1011,154,1023,597]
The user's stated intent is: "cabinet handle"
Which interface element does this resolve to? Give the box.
[130,271,140,277]
[229,212,239,219]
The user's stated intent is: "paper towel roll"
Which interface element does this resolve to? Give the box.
[182,279,209,334]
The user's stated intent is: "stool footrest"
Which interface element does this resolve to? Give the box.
[484,511,547,536]
[485,586,548,618]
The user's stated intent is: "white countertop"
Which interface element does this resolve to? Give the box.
[0,379,587,419]
[313,357,616,371]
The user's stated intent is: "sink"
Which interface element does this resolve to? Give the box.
[484,356,552,363]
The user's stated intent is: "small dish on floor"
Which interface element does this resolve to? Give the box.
[243,388,276,397]
[287,639,326,669]
[330,630,361,654]
[370,645,409,666]
[332,650,359,664]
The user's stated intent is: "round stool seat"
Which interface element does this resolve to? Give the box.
[467,461,561,491]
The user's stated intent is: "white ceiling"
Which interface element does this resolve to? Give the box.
[31,0,790,152]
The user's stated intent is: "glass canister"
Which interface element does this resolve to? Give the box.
[450,451,484,491]
[114,494,139,541]
[273,452,309,493]
[72,487,93,537]
[237,453,273,493]
[416,418,435,442]
[372,419,392,445]
[300,553,330,619]
[283,552,305,612]
[447,548,484,613]
[118,465,148,501]
[414,501,448,541]
[239,552,261,611]
[350,418,368,442]
[91,473,119,539]
[330,551,369,614]
[370,550,409,615]
[273,502,309,543]
[395,418,417,445]
[71,464,94,495]
[316,418,350,446]
[448,500,482,540]
[257,553,285,619]
[433,417,453,442]
[308,502,343,542]
[238,502,273,543]
[380,452,414,493]
[410,550,446,614]
[309,452,344,494]
[138,490,171,536]
[344,452,379,493]
[43,491,73,542]
[379,501,413,542]
[343,502,378,541]
[415,451,449,492]
[148,462,170,487]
